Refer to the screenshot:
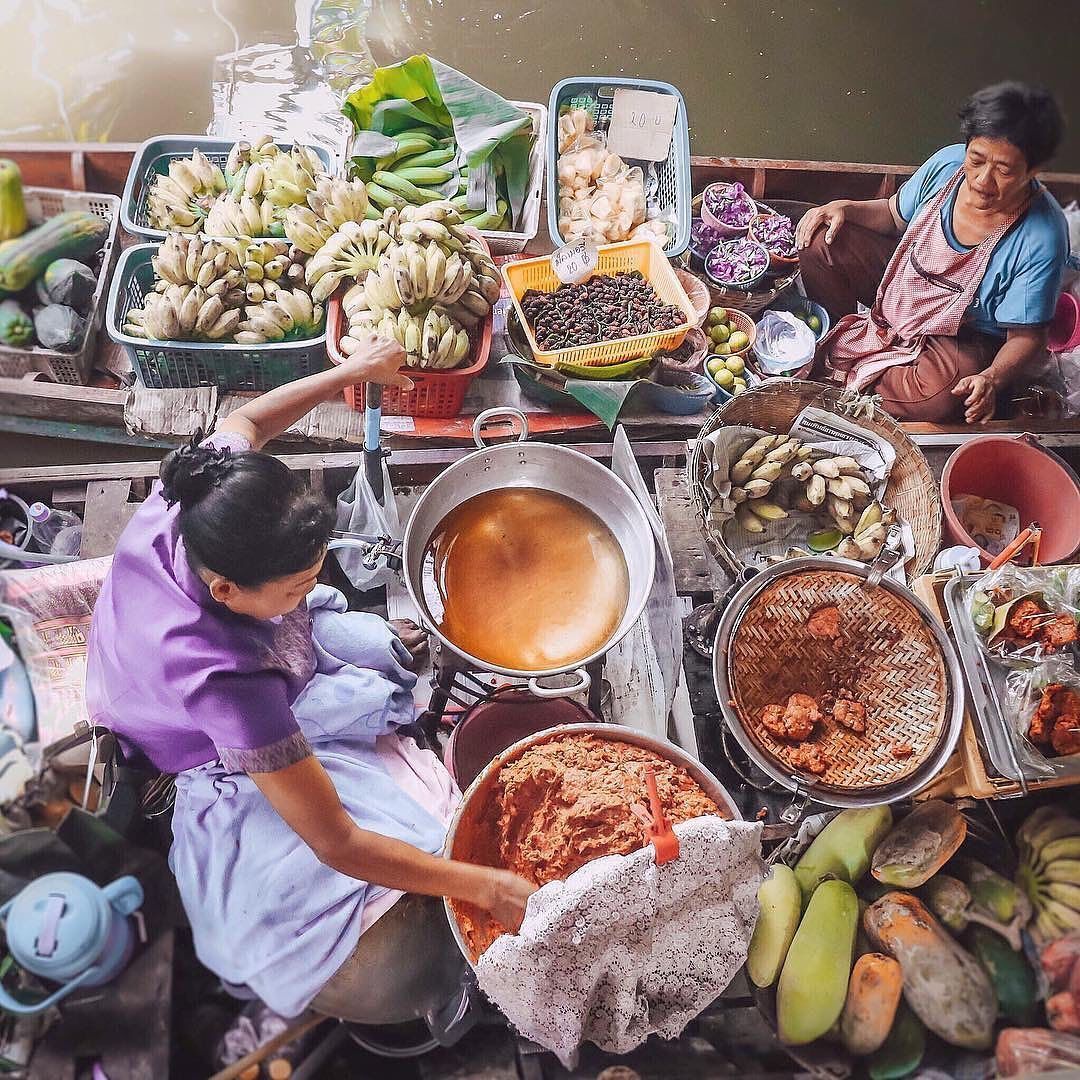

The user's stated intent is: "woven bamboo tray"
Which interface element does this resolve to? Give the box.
[688,379,942,578]
[729,568,948,790]
[686,194,800,316]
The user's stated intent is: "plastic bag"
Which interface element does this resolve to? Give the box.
[753,311,817,376]
[1003,659,1080,777]
[951,493,1021,558]
[966,565,1080,669]
[333,458,401,592]
[996,1027,1080,1077]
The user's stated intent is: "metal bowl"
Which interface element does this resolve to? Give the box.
[443,723,742,966]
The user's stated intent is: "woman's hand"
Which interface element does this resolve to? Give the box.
[952,373,997,423]
[341,333,414,390]
[481,869,538,933]
[389,618,428,667]
[796,200,848,249]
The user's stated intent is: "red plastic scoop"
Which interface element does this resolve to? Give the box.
[632,765,680,865]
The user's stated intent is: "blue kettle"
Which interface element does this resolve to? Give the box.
[0,872,144,1014]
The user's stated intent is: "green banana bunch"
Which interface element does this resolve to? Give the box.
[1016,807,1080,943]
[146,149,227,232]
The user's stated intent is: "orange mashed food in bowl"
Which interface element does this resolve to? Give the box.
[448,731,725,959]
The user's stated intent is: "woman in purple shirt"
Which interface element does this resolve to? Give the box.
[86,336,534,1019]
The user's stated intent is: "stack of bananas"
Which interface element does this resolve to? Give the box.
[1017,807,1080,944]
[353,126,512,232]
[146,135,354,240]
[123,233,324,345]
[720,432,896,562]
[334,201,501,370]
[145,149,227,233]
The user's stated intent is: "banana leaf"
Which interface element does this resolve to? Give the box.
[342,54,533,225]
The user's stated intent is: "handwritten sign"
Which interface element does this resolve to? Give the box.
[552,238,598,284]
[606,88,678,162]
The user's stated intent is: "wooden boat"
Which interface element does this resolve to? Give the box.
[1,142,1079,452]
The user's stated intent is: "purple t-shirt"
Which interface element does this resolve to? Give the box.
[85,433,315,775]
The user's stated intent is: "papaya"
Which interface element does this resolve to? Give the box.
[747,864,801,989]
[864,892,996,1050]
[871,800,966,888]
[840,951,903,1056]
[867,1001,926,1080]
[966,924,1038,1025]
[0,159,27,243]
[793,806,893,907]
[776,879,858,1045]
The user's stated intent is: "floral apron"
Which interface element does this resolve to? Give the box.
[820,167,1029,393]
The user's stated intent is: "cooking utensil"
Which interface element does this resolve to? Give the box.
[643,765,680,864]
[712,557,965,818]
[443,723,741,966]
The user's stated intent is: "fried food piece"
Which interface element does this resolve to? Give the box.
[1030,683,1065,744]
[790,744,828,774]
[1051,714,1080,756]
[833,698,867,734]
[1007,598,1045,640]
[760,694,821,741]
[892,743,914,759]
[1042,614,1079,651]
[807,605,842,639]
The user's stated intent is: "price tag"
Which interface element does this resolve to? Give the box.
[380,415,415,433]
[606,88,679,162]
[551,238,598,284]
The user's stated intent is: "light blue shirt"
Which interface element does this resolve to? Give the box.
[896,144,1069,338]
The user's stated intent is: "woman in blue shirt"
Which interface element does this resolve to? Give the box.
[798,82,1068,422]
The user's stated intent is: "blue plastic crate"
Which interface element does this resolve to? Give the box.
[106,245,326,392]
[120,135,334,243]
[547,77,691,259]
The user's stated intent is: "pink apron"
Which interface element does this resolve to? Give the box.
[820,167,1028,393]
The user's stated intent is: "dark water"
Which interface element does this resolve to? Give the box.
[2,1,1077,171]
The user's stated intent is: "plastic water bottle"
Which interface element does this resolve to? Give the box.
[26,503,82,558]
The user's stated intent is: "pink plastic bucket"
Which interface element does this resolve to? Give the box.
[1048,292,1080,353]
[941,434,1080,565]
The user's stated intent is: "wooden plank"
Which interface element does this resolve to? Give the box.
[655,467,728,596]
[0,375,129,425]
[79,479,135,558]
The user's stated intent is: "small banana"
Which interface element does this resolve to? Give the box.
[735,504,766,534]
[748,501,789,521]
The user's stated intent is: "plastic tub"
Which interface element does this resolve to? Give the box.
[1048,291,1080,353]
[941,434,1080,565]
[547,76,691,258]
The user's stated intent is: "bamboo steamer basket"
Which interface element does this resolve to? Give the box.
[712,557,965,810]
[688,379,942,579]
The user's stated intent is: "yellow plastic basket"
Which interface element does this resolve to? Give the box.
[502,239,696,368]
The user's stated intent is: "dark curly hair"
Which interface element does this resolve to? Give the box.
[160,431,334,587]
[959,82,1064,169]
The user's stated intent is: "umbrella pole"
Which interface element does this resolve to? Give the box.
[364,383,385,505]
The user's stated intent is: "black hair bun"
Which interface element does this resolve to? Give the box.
[160,430,236,508]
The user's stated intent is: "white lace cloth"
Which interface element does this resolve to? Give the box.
[475,817,764,1068]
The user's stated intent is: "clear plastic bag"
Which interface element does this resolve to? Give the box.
[1003,659,1080,777]
[333,458,401,592]
[966,565,1080,670]
[996,1027,1080,1077]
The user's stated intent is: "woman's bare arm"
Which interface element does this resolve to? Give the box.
[218,333,413,451]
[251,754,535,930]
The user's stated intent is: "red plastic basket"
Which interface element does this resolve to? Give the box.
[326,229,495,419]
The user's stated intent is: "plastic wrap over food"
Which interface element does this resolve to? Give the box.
[753,311,817,375]
[996,1027,1080,1077]
[1003,659,1080,777]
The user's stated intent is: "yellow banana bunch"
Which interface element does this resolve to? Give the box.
[146,149,227,232]
[306,176,369,230]
[124,280,244,343]
[1017,807,1080,943]
[204,193,274,238]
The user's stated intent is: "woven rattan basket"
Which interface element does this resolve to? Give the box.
[713,557,965,809]
[688,379,942,578]
[686,194,800,316]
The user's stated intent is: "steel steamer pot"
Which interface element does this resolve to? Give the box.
[331,408,656,695]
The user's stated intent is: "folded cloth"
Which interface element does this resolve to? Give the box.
[170,585,459,1016]
[475,817,763,1068]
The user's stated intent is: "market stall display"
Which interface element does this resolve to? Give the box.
[120,135,335,242]
[0,174,119,384]
[547,77,691,257]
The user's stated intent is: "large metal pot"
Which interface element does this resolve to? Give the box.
[402,409,655,687]
[442,722,742,966]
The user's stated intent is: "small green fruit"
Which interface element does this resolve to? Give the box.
[808,314,822,333]
[713,367,736,389]
[714,342,732,355]
[710,323,731,344]
[708,306,729,325]
[725,356,746,375]
[728,330,750,352]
